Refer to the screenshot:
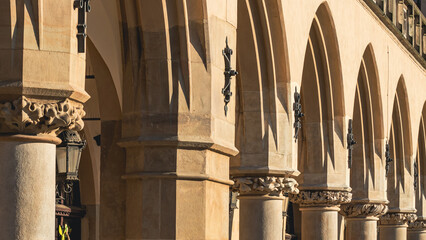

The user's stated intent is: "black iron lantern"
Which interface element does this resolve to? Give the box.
[56,130,86,181]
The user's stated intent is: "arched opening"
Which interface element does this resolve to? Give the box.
[232,0,292,239]
[297,2,346,190]
[73,36,123,240]
[233,0,291,173]
[415,103,426,220]
[387,77,415,213]
[292,3,347,239]
[350,44,385,202]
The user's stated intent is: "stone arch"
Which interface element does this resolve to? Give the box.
[78,37,124,240]
[387,76,415,212]
[297,2,346,189]
[350,43,386,202]
[233,0,292,174]
[415,103,426,219]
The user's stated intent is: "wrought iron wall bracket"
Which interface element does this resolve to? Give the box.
[347,119,356,168]
[74,0,91,53]
[385,142,393,177]
[414,161,418,190]
[293,87,304,141]
[222,37,238,116]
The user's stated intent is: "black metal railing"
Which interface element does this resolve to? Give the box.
[365,0,426,65]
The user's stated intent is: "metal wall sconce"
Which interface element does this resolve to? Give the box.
[293,87,304,141]
[222,37,238,116]
[74,0,91,53]
[385,141,393,176]
[347,119,356,168]
[56,130,86,205]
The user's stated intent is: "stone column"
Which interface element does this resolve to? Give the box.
[378,212,417,240]
[339,202,388,240]
[289,190,351,240]
[408,219,426,240]
[232,176,299,240]
[0,98,86,239]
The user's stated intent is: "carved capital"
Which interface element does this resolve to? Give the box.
[379,212,417,226]
[339,203,388,218]
[0,97,85,135]
[289,190,352,207]
[232,176,299,196]
[408,219,426,230]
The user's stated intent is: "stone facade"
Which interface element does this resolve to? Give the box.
[0,0,426,240]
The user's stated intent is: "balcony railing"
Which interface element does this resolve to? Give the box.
[364,0,426,66]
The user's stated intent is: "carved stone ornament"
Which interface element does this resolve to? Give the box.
[289,190,352,207]
[408,219,426,230]
[0,97,85,135]
[339,203,388,218]
[232,176,299,196]
[379,212,417,226]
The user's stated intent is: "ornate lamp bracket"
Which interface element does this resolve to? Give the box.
[222,37,238,116]
[293,87,304,141]
[74,0,91,53]
[385,141,393,176]
[347,119,356,168]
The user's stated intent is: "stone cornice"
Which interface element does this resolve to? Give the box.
[0,97,85,135]
[379,212,417,226]
[340,203,388,218]
[289,190,352,207]
[232,176,299,196]
[408,219,426,230]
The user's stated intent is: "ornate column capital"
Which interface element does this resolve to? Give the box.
[232,176,299,196]
[339,202,388,218]
[289,190,352,207]
[0,97,85,135]
[408,219,426,230]
[379,212,417,226]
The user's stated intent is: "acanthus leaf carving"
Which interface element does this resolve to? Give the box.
[408,219,426,229]
[379,212,417,226]
[0,97,85,135]
[232,176,299,196]
[289,190,352,207]
[339,203,388,218]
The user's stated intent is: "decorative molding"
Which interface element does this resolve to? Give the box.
[379,212,417,225]
[408,219,426,230]
[0,97,85,135]
[232,176,299,196]
[339,203,388,218]
[289,190,352,207]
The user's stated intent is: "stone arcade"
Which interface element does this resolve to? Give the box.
[0,0,426,240]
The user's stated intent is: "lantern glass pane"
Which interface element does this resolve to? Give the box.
[68,146,81,174]
[56,147,67,174]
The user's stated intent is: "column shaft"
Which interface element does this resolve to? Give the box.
[379,225,407,240]
[408,229,426,240]
[289,190,351,240]
[378,212,417,240]
[407,220,426,240]
[0,140,56,239]
[300,206,339,240]
[239,196,283,240]
[346,218,378,240]
[340,202,388,240]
